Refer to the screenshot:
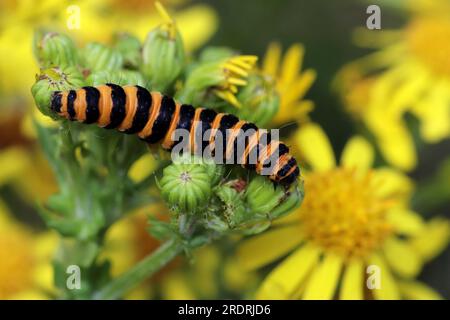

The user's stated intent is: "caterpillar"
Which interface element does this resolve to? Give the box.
[50,84,299,187]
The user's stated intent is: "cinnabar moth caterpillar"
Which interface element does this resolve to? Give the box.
[50,84,300,187]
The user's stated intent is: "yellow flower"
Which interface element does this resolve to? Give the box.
[335,9,450,171]
[238,123,449,300]
[261,42,316,125]
[0,199,58,299]
[214,55,258,108]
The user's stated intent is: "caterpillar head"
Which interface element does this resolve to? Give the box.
[31,66,84,119]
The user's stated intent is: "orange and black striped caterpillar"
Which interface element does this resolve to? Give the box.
[50,84,299,187]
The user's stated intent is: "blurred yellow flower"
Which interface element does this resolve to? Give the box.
[238,123,449,300]
[262,42,316,125]
[335,8,450,171]
[0,111,57,202]
[100,203,180,299]
[161,245,259,300]
[0,199,57,299]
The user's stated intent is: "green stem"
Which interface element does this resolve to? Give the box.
[93,240,183,300]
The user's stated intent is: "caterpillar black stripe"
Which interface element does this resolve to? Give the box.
[50,84,300,187]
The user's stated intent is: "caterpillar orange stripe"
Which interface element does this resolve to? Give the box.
[50,83,300,187]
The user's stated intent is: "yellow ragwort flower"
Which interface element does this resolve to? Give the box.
[0,199,57,299]
[214,55,259,108]
[261,42,316,125]
[238,123,450,300]
[335,7,450,171]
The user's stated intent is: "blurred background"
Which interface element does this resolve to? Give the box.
[0,0,448,299]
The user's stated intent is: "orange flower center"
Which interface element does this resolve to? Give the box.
[406,17,450,77]
[298,168,393,259]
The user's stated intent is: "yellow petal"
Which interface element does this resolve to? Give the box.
[386,208,425,236]
[262,42,281,76]
[302,253,343,300]
[341,135,374,172]
[281,69,317,106]
[161,271,196,300]
[340,259,364,300]
[145,5,218,52]
[382,237,422,278]
[294,123,335,172]
[32,263,54,293]
[237,225,303,271]
[412,82,450,143]
[9,289,49,300]
[398,280,443,300]
[0,147,30,186]
[279,43,304,86]
[372,167,413,199]
[33,231,58,260]
[255,244,320,299]
[367,253,400,300]
[223,258,258,292]
[410,218,450,262]
[128,153,159,183]
[368,118,417,171]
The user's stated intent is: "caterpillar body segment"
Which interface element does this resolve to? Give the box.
[50,84,300,187]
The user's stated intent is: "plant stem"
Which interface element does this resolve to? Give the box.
[93,240,183,300]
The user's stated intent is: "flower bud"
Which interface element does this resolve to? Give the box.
[235,74,279,127]
[159,162,211,213]
[86,70,146,87]
[31,66,85,118]
[173,153,224,186]
[215,181,248,228]
[202,159,225,186]
[244,176,285,215]
[179,54,257,107]
[113,32,142,69]
[82,42,123,72]
[34,31,78,68]
[268,182,304,220]
[142,4,185,91]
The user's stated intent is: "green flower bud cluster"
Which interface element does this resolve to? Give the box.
[159,159,303,236]
[34,31,79,68]
[234,74,280,127]
[142,21,185,91]
[82,42,123,72]
[113,33,142,69]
